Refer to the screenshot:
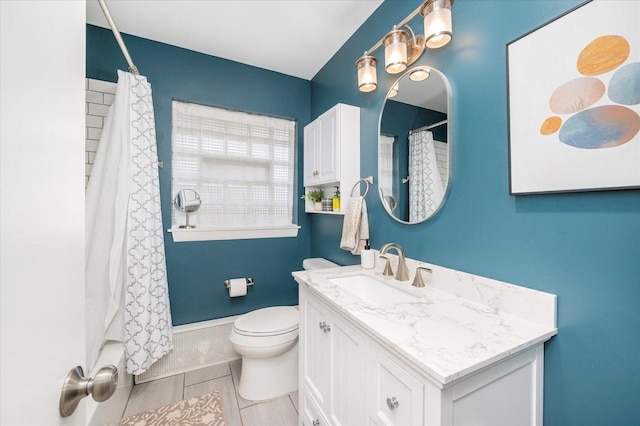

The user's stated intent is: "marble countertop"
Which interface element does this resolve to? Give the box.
[292,259,557,386]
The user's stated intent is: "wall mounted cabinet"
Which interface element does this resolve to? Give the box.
[303,104,360,215]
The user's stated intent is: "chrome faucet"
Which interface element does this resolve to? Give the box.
[379,243,409,281]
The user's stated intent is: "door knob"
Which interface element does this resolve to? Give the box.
[59,365,118,417]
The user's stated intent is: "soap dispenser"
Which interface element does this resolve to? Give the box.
[332,186,340,212]
[361,239,374,269]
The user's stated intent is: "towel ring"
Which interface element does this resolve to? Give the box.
[350,176,374,198]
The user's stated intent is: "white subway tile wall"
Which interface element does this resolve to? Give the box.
[434,140,449,188]
[85,78,117,187]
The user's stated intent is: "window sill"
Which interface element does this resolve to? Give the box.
[168,225,300,242]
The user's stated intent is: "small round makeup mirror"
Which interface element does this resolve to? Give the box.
[173,189,201,228]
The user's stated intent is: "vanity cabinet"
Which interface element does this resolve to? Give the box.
[303,103,360,214]
[299,284,547,426]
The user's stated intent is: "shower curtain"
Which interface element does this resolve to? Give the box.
[408,130,444,222]
[86,70,173,375]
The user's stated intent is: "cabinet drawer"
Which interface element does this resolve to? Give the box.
[371,350,424,426]
[300,390,330,426]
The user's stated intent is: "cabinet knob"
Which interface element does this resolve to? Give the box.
[312,420,320,426]
[318,321,331,333]
[386,396,399,410]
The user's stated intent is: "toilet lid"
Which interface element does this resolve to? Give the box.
[234,306,299,335]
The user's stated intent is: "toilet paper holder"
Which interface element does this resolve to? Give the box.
[224,278,254,289]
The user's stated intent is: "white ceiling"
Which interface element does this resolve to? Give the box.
[86,0,384,80]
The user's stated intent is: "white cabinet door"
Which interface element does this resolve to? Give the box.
[303,108,338,186]
[300,290,366,426]
[369,350,425,426]
[316,108,339,184]
[327,313,366,426]
[301,292,332,411]
[303,122,320,186]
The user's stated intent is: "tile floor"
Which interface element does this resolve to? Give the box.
[121,359,299,426]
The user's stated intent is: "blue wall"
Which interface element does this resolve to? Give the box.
[87,25,312,325]
[310,0,640,424]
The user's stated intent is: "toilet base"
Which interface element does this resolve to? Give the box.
[238,342,299,401]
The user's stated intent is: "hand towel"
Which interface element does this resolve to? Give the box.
[340,196,370,255]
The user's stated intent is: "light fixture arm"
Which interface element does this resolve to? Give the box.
[363,3,425,56]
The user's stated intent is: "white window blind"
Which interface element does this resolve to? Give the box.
[379,134,395,205]
[172,101,296,230]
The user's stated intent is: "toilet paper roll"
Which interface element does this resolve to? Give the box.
[228,278,247,297]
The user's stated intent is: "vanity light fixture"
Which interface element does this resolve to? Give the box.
[389,82,399,98]
[409,67,430,81]
[355,0,454,92]
[383,28,409,73]
[422,0,454,49]
[356,55,378,92]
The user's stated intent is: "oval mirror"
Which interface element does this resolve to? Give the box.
[174,189,201,228]
[378,66,451,224]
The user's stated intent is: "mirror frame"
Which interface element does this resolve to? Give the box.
[377,66,453,224]
[173,189,201,213]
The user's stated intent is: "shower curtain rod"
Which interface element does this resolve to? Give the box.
[409,119,448,135]
[97,0,139,75]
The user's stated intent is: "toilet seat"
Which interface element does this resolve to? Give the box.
[233,306,299,337]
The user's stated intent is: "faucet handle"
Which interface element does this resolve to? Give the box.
[412,266,433,288]
[379,256,394,277]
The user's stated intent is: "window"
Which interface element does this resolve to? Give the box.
[379,134,396,208]
[171,100,298,241]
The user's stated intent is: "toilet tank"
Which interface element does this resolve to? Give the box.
[303,258,338,270]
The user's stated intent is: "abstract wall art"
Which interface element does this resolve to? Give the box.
[507,0,640,194]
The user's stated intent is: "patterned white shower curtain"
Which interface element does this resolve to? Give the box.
[408,130,444,222]
[86,70,173,376]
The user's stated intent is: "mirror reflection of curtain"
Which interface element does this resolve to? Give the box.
[409,130,444,221]
[379,135,396,210]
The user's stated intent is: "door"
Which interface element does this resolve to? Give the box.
[1,1,87,424]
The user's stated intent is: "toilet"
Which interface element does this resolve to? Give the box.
[229,257,338,401]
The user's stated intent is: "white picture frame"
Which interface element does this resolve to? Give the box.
[507,0,640,194]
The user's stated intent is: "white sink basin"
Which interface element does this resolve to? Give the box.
[329,274,416,307]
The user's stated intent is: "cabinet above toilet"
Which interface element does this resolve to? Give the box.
[302,104,360,215]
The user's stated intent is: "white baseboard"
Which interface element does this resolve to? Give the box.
[135,316,241,383]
